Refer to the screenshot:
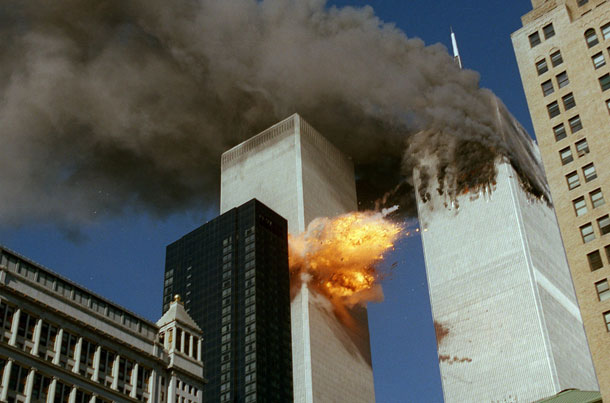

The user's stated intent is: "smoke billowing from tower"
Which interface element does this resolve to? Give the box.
[0,0,547,227]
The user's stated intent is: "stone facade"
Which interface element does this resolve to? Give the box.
[220,114,375,403]
[512,0,610,399]
[0,245,204,403]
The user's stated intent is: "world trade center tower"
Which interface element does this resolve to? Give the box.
[220,113,376,403]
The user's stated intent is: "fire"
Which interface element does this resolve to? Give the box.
[289,208,403,306]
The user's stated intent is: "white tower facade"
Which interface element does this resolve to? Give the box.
[220,113,376,403]
[416,158,598,402]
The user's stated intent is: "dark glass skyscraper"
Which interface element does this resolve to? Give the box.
[163,199,293,403]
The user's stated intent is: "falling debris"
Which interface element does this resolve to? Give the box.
[434,320,472,365]
[439,355,472,365]
[434,320,450,346]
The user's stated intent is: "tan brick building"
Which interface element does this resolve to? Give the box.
[512,0,610,398]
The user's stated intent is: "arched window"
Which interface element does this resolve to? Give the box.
[585,28,599,48]
[550,49,563,67]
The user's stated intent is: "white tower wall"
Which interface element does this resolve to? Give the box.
[416,161,597,402]
[220,114,375,403]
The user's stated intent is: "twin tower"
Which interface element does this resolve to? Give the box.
[221,114,375,402]
[165,113,376,403]
[165,112,598,402]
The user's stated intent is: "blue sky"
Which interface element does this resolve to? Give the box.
[0,1,536,401]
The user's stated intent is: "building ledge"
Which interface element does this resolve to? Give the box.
[522,0,558,25]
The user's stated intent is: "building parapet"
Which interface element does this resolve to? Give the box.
[221,114,297,168]
[0,244,205,402]
[522,0,558,25]
[0,245,158,340]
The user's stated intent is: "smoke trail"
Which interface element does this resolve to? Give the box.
[0,0,548,227]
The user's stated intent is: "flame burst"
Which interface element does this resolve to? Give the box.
[289,209,402,307]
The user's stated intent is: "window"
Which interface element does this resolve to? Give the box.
[586,28,599,48]
[573,196,588,216]
[588,250,604,270]
[529,32,541,47]
[593,52,606,69]
[569,115,583,133]
[550,50,563,67]
[581,223,596,243]
[597,280,610,301]
[591,188,605,208]
[553,123,567,141]
[560,147,574,165]
[607,245,610,264]
[547,101,560,118]
[8,363,28,394]
[583,163,597,182]
[536,59,549,75]
[543,23,555,39]
[556,71,569,88]
[567,171,580,190]
[575,138,589,157]
[578,0,589,6]
[607,99,610,113]
[541,80,554,96]
[598,215,610,235]
[562,93,576,110]
[602,23,610,40]
[599,73,610,91]
[605,311,610,332]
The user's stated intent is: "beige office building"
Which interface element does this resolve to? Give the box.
[512,0,610,398]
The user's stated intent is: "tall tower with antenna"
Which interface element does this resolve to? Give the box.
[451,28,463,69]
[412,31,598,402]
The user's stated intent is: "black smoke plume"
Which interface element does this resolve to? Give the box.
[0,0,548,227]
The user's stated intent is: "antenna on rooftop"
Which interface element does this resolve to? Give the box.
[450,27,463,69]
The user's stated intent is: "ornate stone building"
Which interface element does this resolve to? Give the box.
[0,245,204,402]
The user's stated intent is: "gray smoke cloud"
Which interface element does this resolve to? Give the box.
[0,0,548,228]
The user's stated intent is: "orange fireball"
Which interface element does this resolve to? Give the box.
[289,209,402,306]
